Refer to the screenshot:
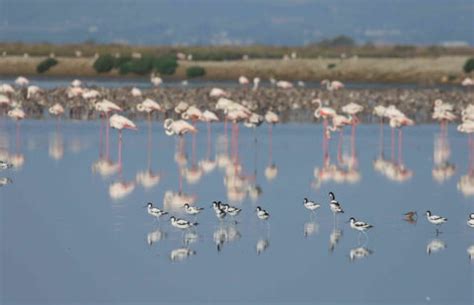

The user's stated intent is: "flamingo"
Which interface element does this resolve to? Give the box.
[253,77,260,91]
[461,104,474,122]
[209,87,230,98]
[238,76,249,85]
[314,99,336,158]
[109,114,137,169]
[0,94,10,116]
[49,103,64,117]
[71,79,82,87]
[276,80,293,89]
[8,108,25,121]
[388,113,414,165]
[462,77,474,86]
[15,76,29,87]
[137,98,163,123]
[265,110,279,146]
[164,119,197,136]
[433,100,456,134]
[0,84,14,95]
[26,85,42,100]
[174,101,189,115]
[150,74,163,86]
[131,87,142,97]
[321,80,344,91]
[95,99,122,160]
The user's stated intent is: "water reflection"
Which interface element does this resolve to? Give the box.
[349,246,374,261]
[147,228,167,246]
[256,238,270,256]
[468,245,474,261]
[49,130,64,161]
[170,247,196,262]
[457,135,474,196]
[0,176,12,187]
[426,239,446,255]
[329,228,343,253]
[432,132,455,183]
[136,121,160,190]
[213,223,241,252]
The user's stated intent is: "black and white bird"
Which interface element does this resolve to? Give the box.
[467,213,474,228]
[256,206,270,220]
[0,160,13,170]
[170,216,198,229]
[219,202,242,217]
[329,192,344,214]
[212,202,227,220]
[303,197,320,212]
[146,202,168,219]
[425,211,447,234]
[183,203,204,215]
[349,217,373,232]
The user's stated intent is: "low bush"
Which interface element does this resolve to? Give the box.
[93,54,114,73]
[463,58,474,73]
[153,55,178,75]
[186,66,206,78]
[36,58,58,73]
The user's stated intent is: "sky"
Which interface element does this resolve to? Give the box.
[0,0,473,46]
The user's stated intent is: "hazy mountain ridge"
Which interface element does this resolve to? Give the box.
[1,0,472,45]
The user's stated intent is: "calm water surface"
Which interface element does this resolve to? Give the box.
[0,120,473,304]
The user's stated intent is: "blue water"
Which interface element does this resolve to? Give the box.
[0,120,472,304]
[0,75,466,91]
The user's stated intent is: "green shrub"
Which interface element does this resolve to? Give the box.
[153,55,178,75]
[186,66,206,78]
[327,63,337,69]
[119,56,153,75]
[93,54,114,73]
[463,58,474,73]
[113,55,132,68]
[36,58,58,73]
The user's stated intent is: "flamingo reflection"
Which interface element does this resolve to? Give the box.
[456,112,474,196]
[136,120,160,190]
[432,132,455,183]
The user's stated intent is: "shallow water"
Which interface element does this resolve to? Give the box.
[0,75,465,91]
[0,120,473,305]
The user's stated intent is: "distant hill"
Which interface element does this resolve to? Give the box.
[1,0,473,46]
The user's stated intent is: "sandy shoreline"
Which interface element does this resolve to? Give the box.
[0,56,470,84]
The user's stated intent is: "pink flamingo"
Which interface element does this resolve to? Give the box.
[314,99,336,159]
[321,80,344,91]
[432,99,456,136]
[109,114,137,170]
[389,114,414,165]
[201,110,219,157]
[49,103,65,129]
[95,99,122,160]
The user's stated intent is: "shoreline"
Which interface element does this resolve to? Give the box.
[0,56,471,85]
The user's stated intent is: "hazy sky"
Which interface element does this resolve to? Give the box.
[0,0,473,45]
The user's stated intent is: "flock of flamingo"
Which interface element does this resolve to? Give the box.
[1,76,474,200]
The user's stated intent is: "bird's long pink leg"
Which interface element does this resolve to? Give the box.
[207,121,211,159]
[337,129,343,163]
[268,124,273,166]
[178,136,184,193]
[118,129,123,171]
[99,114,104,158]
[235,123,240,163]
[398,128,403,165]
[15,122,20,153]
[224,117,228,138]
[191,119,196,167]
[469,134,473,174]
[105,112,110,160]
[391,128,395,163]
[379,118,384,156]
[323,119,328,159]
[147,118,152,169]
